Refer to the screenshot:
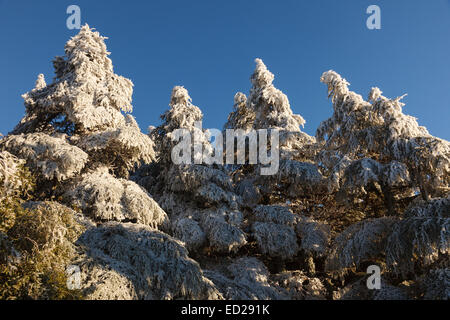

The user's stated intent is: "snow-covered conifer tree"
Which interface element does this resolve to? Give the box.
[2,23,448,300]
[318,71,449,216]
[6,25,155,179]
[1,25,166,229]
[137,86,247,254]
[221,59,328,266]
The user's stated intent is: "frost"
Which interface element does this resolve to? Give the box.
[340,158,410,199]
[74,114,156,177]
[326,197,449,276]
[201,210,247,253]
[204,257,285,300]
[167,165,238,209]
[64,167,169,229]
[419,268,450,300]
[151,86,211,167]
[250,59,305,131]
[235,179,262,207]
[271,271,327,300]
[19,201,85,252]
[10,24,155,179]
[386,202,449,275]
[403,196,450,218]
[2,25,449,300]
[75,222,222,300]
[372,282,409,300]
[318,70,449,201]
[172,218,206,252]
[333,278,408,300]
[325,217,397,273]
[253,205,295,226]
[0,151,28,200]
[0,133,88,181]
[224,59,316,162]
[1,133,88,181]
[296,217,330,256]
[137,86,246,254]
[76,261,139,300]
[16,25,134,134]
[252,222,299,259]
[277,159,323,193]
[223,92,254,132]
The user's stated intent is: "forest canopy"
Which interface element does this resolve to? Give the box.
[0,25,448,300]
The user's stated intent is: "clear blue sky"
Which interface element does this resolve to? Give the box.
[1,0,449,140]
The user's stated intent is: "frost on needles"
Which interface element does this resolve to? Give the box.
[0,25,448,300]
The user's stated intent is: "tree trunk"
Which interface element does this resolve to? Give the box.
[381,183,396,216]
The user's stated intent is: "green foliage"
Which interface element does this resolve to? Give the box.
[0,161,84,299]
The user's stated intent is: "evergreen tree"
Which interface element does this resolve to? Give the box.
[1,25,448,301]
[8,25,155,179]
